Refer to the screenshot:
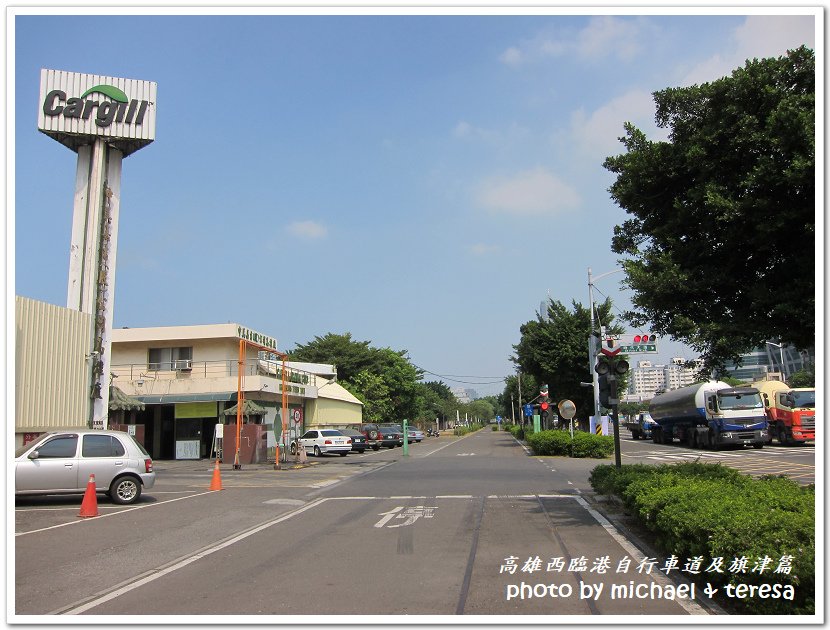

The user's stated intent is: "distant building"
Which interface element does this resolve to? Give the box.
[452,387,479,403]
[624,357,702,402]
[718,343,814,383]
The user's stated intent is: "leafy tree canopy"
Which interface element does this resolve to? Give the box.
[289,332,423,422]
[603,46,815,374]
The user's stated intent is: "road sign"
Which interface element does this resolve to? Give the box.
[618,343,658,353]
[523,404,533,417]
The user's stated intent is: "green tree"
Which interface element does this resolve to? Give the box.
[289,332,375,383]
[604,46,815,374]
[788,366,815,388]
[513,298,625,421]
[289,333,424,422]
[345,371,393,422]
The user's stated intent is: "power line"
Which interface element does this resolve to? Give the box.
[415,365,507,386]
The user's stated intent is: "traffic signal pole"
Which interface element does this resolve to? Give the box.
[610,375,622,469]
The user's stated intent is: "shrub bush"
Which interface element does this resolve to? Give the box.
[526,430,614,458]
[589,463,815,615]
[453,423,483,436]
[506,425,525,439]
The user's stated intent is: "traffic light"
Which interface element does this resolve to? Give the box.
[595,357,630,408]
[598,372,611,407]
[632,334,656,343]
[540,399,549,421]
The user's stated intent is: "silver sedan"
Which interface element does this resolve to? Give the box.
[15,430,155,505]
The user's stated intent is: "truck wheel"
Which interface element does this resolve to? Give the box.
[777,422,790,446]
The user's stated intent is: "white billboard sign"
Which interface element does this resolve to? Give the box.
[38,68,156,156]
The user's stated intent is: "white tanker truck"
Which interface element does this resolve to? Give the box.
[648,381,768,449]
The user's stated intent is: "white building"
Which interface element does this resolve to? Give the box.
[452,387,478,403]
[624,357,701,402]
[108,323,363,462]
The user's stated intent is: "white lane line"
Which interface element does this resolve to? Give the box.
[53,493,710,616]
[571,495,708,616]
[59,498,328,615]
[15,491,217,537]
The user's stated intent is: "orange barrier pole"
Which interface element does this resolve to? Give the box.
[234,339,244,469]
[282,354,289,464]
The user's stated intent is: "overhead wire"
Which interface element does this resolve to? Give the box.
[414,365,507,386]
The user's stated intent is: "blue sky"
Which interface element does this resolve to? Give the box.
[10,7,818,396]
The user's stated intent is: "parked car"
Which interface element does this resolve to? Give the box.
[294,429,352,457]
[338,428,367,453]
[346,423,382,451]
[15,430,155,505]
[406,426,425,442]
[378,423,405,447]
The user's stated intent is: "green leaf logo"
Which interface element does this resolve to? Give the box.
[80,84,129,103]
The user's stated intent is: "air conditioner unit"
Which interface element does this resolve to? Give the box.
[174,359,192,371]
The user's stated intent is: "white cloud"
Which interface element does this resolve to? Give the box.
[569,89,666,160]
[452,120,528,145]
[500,16,654,66]
[575,16,648,62]
[499,46,523,66]
[476,167,581,216]
[287,220,327,239]
[680,15,815,86]
[468,243,502,256]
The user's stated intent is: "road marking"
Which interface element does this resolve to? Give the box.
[572,495,708,616]
[50,494,711,615]
[56,497,329,615]
[15,491,217,537]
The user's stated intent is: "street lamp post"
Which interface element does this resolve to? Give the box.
[765,341,787,382]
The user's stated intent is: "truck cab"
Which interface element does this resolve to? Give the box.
[636,412,657,440]
[752,380,815,445]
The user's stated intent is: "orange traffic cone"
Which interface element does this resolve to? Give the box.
[209,459,223,491]
[78,474,99,518]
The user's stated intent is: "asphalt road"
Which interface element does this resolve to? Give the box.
[14,428,813,620]
[617,428,816,484]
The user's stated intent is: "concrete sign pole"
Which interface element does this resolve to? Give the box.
[39,68,156,431]
[68,140,123,429]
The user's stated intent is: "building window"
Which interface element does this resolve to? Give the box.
[148,347,193,371]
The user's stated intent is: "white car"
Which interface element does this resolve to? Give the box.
[295,429,352,457]
[406,426,425,442]
[15,430,155,505]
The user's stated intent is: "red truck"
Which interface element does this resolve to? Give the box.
[751,380,816,445]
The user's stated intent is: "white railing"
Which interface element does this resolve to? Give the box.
[110,359,320,387]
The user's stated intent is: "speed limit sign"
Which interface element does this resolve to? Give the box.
[291,408,302,424]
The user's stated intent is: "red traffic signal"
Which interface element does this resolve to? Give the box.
[540,401,549,411]
[633,334,656,343]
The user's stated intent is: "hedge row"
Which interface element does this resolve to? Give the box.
[524,429,615,458]
[453,423,483,436]
[589,462,815,615]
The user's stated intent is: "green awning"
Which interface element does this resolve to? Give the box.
[223,400,267,416]
[109,386,146,411]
